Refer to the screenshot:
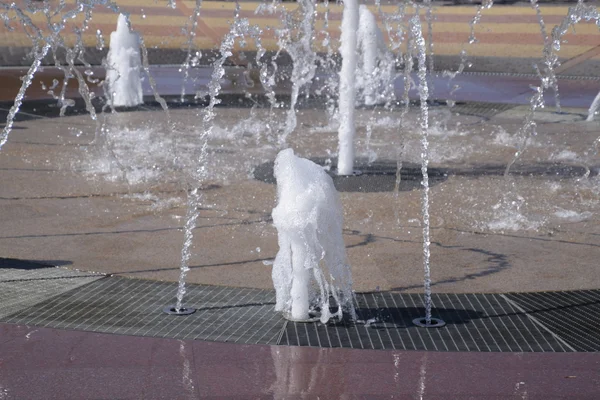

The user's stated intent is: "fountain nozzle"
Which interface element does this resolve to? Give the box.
[412,317,446,328]
[163,306,196,316]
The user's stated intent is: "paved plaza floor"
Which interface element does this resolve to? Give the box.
[1,94,598,294]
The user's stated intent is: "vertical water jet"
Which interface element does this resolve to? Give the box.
[409,15,444,329]
[337,0,359,176]
[587,90,600,122]
[106,14,143,107]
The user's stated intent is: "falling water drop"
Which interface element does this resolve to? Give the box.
[96,29,105,50]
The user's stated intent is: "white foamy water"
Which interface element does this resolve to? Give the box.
[485,194,543,232]
[493,127,521,147]
[370,116,402,129]
[487,211,542,232]
[79,127,174,185]
[356,5,395,106]
[122,193,183,211]
[554,209,592,222]
[271,149,355,323]
[106,14,143,107]
[552,150,579,161]
[210,117,274,141]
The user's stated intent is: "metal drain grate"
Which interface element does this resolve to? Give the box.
[2,276,285,345]
[280,292,578,352]
[2,273,599,352]
[0,259,103,319]
[505,290,600,352]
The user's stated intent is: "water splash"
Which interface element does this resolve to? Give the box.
[425,0,434,74]
[279,0,317,146]
[254,3,281,115]
[586,89,600,122]
[138,37,169,112]
[356,5,380,106]
[376,0,408,102]
[550,0,600,54]
[401,14,415,119]
[504,85,545,176]
[0,0,70,148]
[318,0,339,125]
[506,1,599,176]
[96,29,105,50]
[0,0,172,149]
[0,43,49,149]
[175,3,262,311]
[393,3,412,221]
[356,5,395,106]
[531,0,561,112]
[547,0,600,117]
[487,192,542,232]
[180,0,203,102]
[443,0,493,82]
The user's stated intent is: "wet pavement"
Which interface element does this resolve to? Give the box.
[1,94,598,294]
[0,322,599,399]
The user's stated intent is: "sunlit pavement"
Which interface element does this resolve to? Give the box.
[1,1,599,74]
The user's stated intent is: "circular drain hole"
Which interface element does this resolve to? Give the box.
[163,306,196,315]
[412,317,446,328]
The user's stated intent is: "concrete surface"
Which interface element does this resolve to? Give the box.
[0,98,598,294]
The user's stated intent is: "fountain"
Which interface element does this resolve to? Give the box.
[407,15,444,329]
[0,0,599,334]
[271,149,355,323]
[356,5,394,107]
[336,0,359,176]
[105,14,143,108]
